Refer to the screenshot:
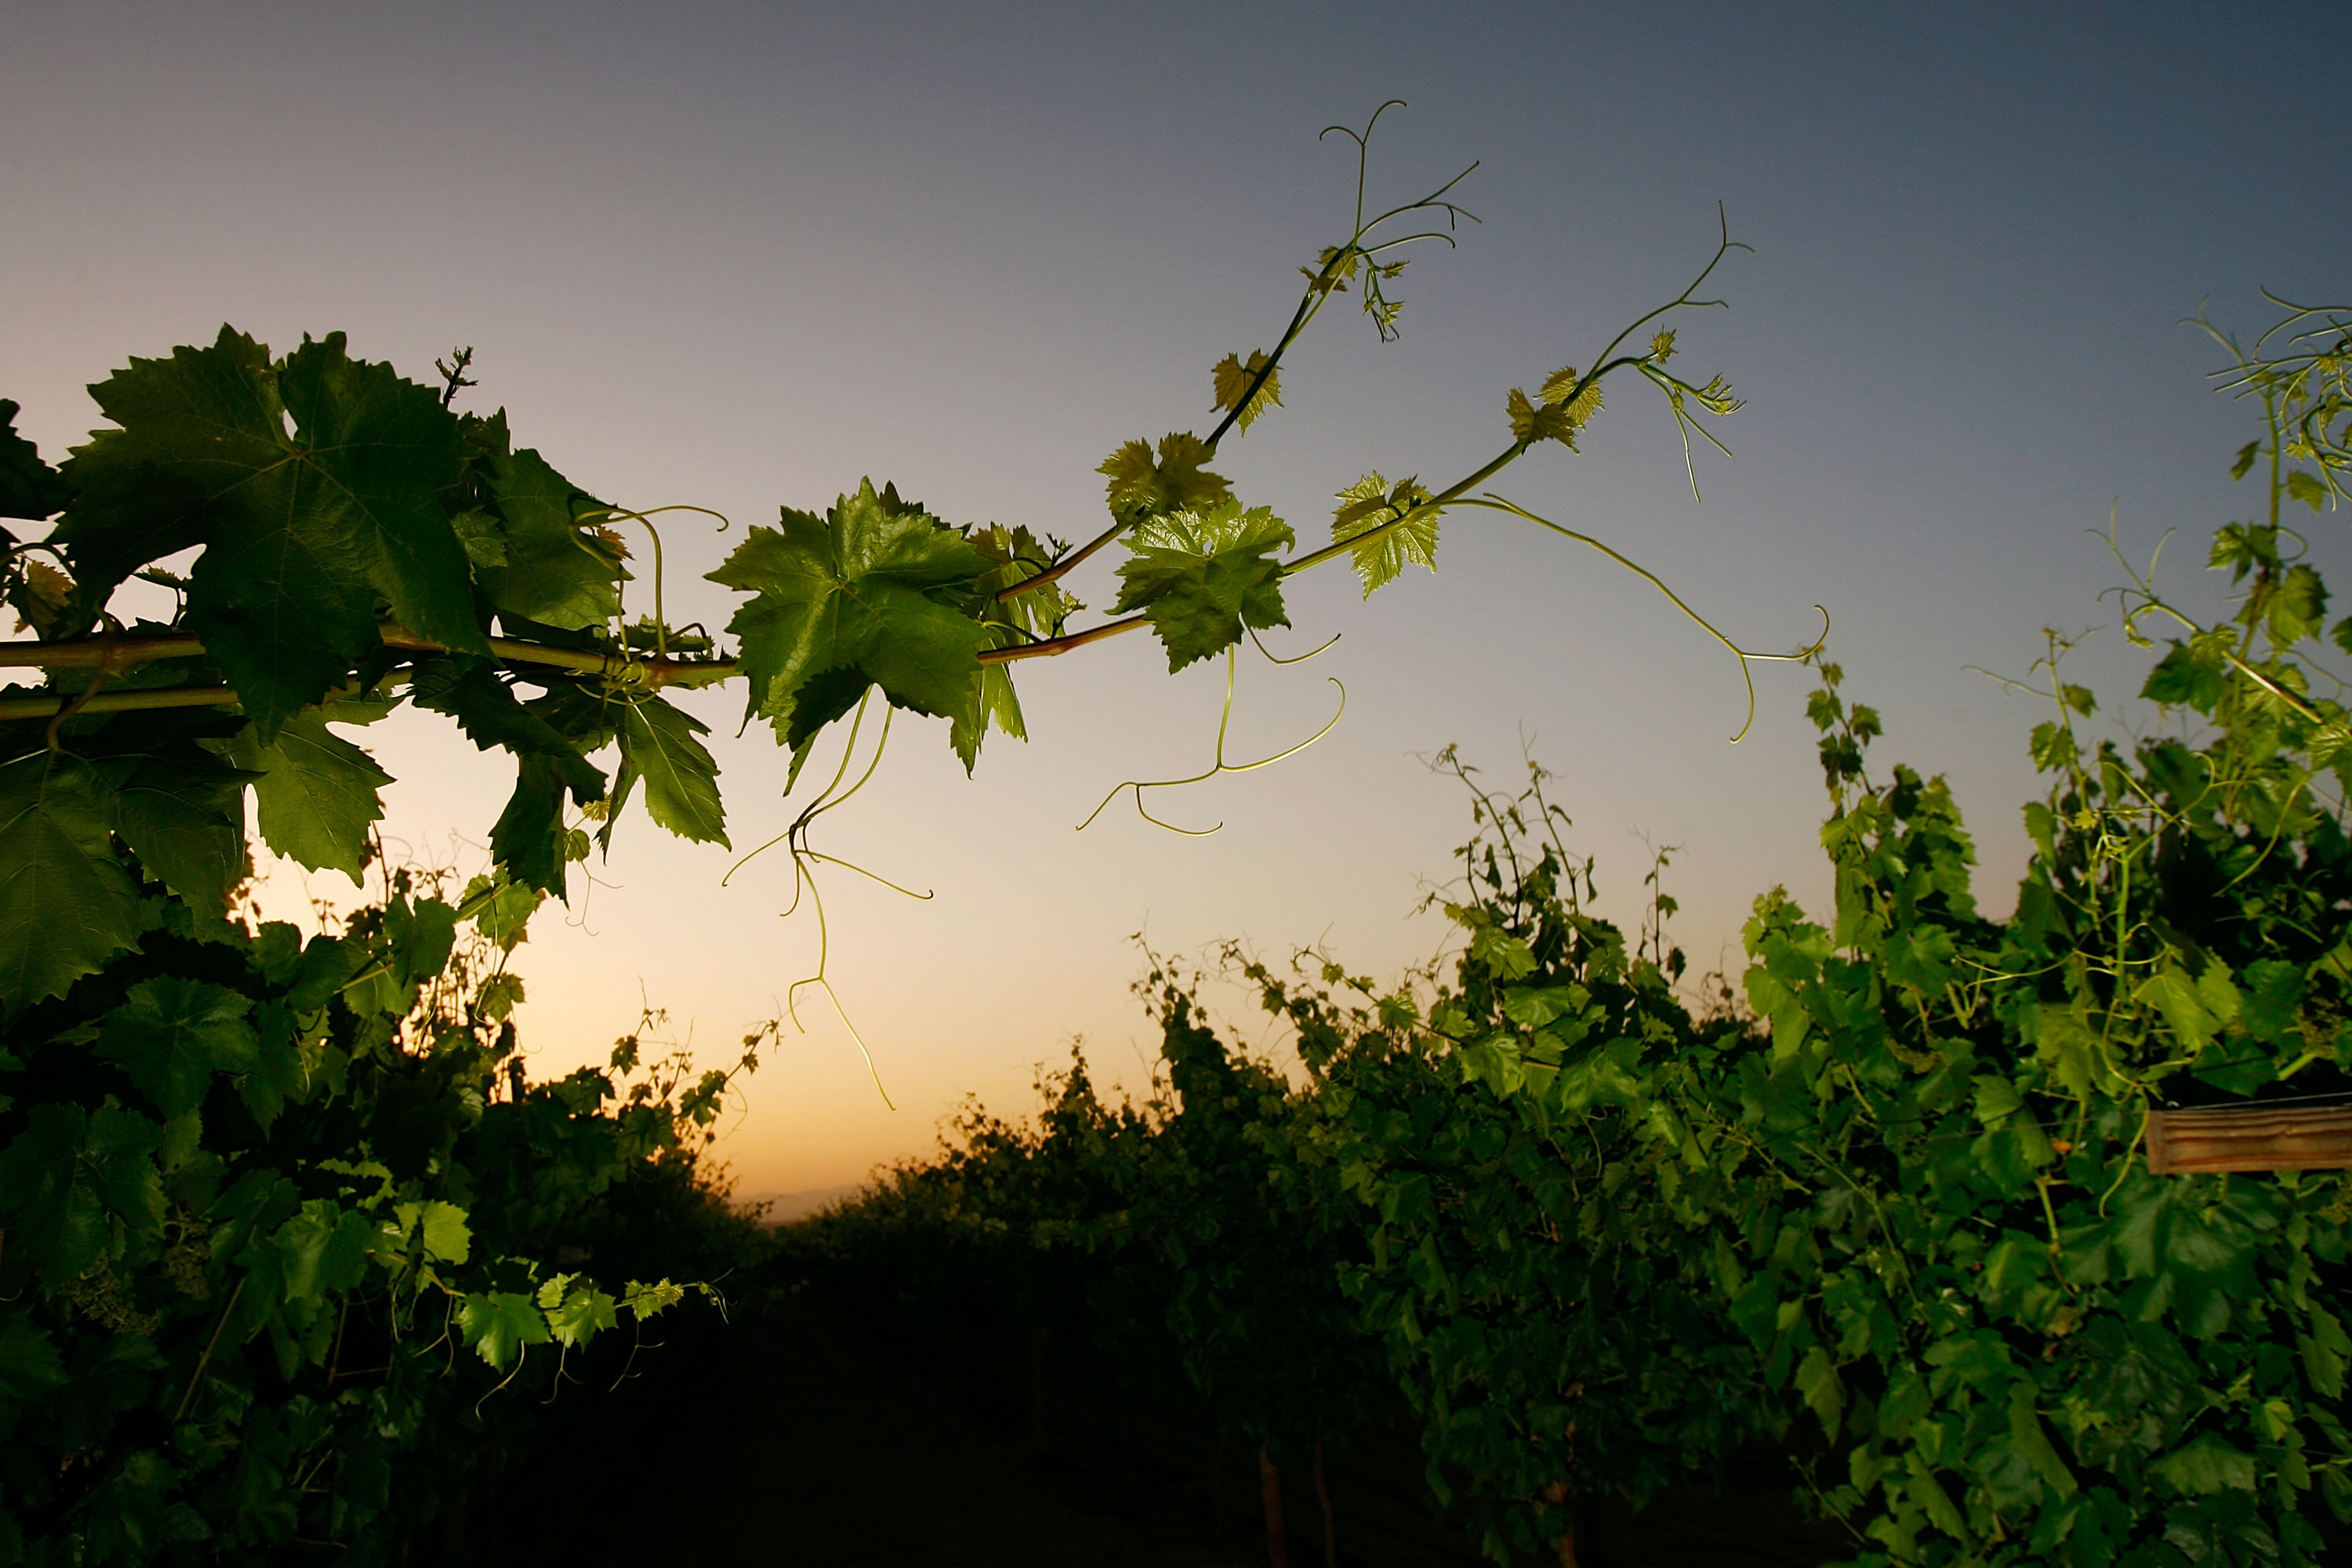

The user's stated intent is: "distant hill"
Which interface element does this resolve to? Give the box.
[734,1182,869,1226]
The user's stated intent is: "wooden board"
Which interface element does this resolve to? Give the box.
[2146,1105,2352,1174]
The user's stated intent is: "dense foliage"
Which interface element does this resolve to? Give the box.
[0,111,1771,1562]
[0,853,767,1562]
[795,304,2352,1567]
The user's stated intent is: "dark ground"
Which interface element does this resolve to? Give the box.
[479,1282,1855,1568]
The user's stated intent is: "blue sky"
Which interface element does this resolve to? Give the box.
[6,2,2347,1192]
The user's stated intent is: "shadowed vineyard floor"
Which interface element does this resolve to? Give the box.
[483,1279,1853,1567]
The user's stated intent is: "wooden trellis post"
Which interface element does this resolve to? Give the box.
[2145,1104,2352,1175]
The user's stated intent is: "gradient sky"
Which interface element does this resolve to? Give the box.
[7,2,2347,1196]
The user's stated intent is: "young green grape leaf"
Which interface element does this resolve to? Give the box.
[1330,472,1439,597]
[710,479,992,749]
[460,869,543,949]
[1112,500,1294,672]
[476,971,525,1022]
[53,328,481,739]
[622,1278,687,1320]
[408,1199,472,1265]
[408,656,606,803]
[973,524,1080,640]
[0,398,72,521]
[1508,368,1602,450]
[5,558,74,637]
[467,447,630,631]
[1097,434,1233,528]
[1210,351,1283,434]
[950,626,1029,775]
[2268,564,2329,644]
[225,706,394,884]
[1537,365,1603,425]
[459,1290,552,1370]
[94,977,260,1123]
[2140,637,2230,713]
[615,695,727,847]
[541,1281,619,1348]
[0,753,143,1012]
[383,891,461,990]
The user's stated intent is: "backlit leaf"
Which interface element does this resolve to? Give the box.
[469,446,628,631]
[615,695,728,847]
[459,1290,550,1370]
[1096,433,1233,527]
[56,328,481,739]
[226,707,394,884]
[407,656,606,804]
[710,479,991,752]
[1211,351,1283,434]
[1112,500,1294,672]
[1331,473,1439,597]
[542,1281,619,1348]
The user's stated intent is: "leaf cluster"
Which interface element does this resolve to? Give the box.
[783,329,2352,1566]
[0,851,766,1563]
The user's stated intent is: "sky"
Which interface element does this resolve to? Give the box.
[5,1,2347,1197]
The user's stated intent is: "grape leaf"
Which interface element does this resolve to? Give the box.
[951,626,1029,775]
[0,398,71,521]
[391,1198,471,1265]
[53,328,481,739]
[622,1277,687,1320]
[460,869,543,949]
[460,1290,553,1370]
[1330,472,1439,597]
[407,656,606,803]
[464,445,628,632]
[476,971,524,1022]
[709,479,992,747]
[615,695,727,846]
[2268,563,2329,644]
[1112,501,1294,672]
[94,977,260,1122]
[949,524,1068,773]
[5,557,74,637]
[225,708,394,884]
[539,1279,619,1348]
[973,524,1079,640]
[0,1106,107,1292]
[98,739,255,917]
[1097,433,1233,528]
[491,756,572,897]
[0,753,143,1013]
[0,1103,163,1293]
[1537,365,1604,426]
[383,892,460,990]
[0,1311,69,1403]
[1210,351,1283,434]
